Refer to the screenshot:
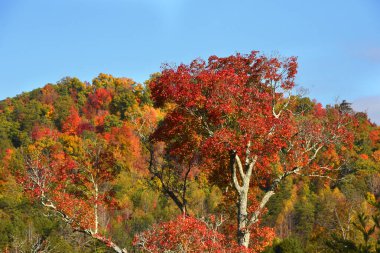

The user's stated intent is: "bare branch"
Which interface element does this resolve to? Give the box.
[245,155,258,183]
[248,190,275,227]
[235,154,245,181]
[230,151,243,193]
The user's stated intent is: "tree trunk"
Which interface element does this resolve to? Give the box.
[230,151,277,249]
[94,183,99,234]
[237,190,251,247]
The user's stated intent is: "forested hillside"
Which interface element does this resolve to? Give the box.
[1,53,380,253]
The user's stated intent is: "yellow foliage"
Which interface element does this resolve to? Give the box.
[372,150,380,163]
[59,134,84,157]
[275,186,297,226]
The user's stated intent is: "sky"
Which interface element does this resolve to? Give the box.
[1,0,379,123]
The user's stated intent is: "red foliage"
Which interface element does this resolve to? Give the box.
[105,124,142,172]
[31,125,60,141]
[370,128,380,145]
[134,216,247,253]
[249,225,275,253]
[19,134,123,235]
[313,103,325,117]
[83,88,112,117]
[61,107,81,135]
[149,52,354,248]
[150,52,299,174]
[94,110,110,132]
[89,88,112,109]
[223,219,275,253]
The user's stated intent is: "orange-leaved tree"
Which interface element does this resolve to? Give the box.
[17,128,140,253]
[149,51,354,248]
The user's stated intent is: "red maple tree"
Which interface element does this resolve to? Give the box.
[149,51,354,248]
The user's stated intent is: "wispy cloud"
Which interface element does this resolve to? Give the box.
[352,95,380,124]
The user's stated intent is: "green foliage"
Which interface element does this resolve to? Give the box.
[0,114,14,155]
[0,72,379,252]
[53,95,76,129]
[104,114,123,132]
[294,184,316,240]
[264,237,304,253]
[110,90,138,120]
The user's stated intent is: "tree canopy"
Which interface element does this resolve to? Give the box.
[0,53,379,252]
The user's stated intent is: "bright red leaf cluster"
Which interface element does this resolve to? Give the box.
[134,215,248,253]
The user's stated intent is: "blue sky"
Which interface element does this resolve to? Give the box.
[1,0,380,122]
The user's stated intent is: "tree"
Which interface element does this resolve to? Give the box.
[265,237,304,253]
[133,215,245,252]
[326,195,380,253]
[149,52,354,248]
[83,88,112,118]
[147,141,197,216]
[9,75,160,252]
[61,107,81,135]
[18,134,128,253]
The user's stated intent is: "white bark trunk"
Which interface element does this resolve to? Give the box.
[94,183,99,234]
[231,150,279,249]
[231,151,256,248]
[40,195,127,253]
[237,190,250,247]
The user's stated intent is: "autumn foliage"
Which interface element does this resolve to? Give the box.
[149,51,355,248]
[0,53,377,253]
[134,215,246,253]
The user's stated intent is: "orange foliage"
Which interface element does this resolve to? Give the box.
[61,107,81,135]
[105,124,142,172]
[31,125,60,141]
[373,150,380,162]
[370,128,380,145]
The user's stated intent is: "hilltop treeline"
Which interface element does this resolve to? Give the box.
[1,53,380,252]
